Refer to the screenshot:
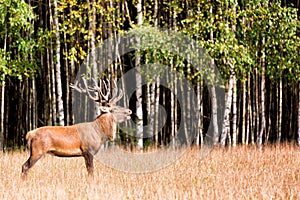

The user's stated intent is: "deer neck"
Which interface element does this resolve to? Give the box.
[94,113,116,141]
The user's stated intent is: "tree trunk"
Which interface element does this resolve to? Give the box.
[210,84,219,145]
[88,0,98,119]
[232,76,237,147]
[196,76,202,146]
[180,80,188,145]
[246,77,252,145]
[258,36,266,146]
[53,0,64,126]
[0,76,5,151]
[146,83,150,137]
[220,74,234,146]
[231,3,237,147]
[62,5,70,126]
[0,17,8,150]
[257,73,265,146]
[241,81,246,144]
[171,75,177,148]
[154,79,160,146]
[277,78,282,143]
[47,1,55,125]
[136,0,143,150]
[254,69,259,144]
[209,5,219,145]
[185,55,191,146]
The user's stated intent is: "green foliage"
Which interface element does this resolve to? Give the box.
[57,0,126,66]
[242,0,299,82]
[127,26,198,83]
[1,0,298,84]
[0,0,38,81]
[177,0,299,82]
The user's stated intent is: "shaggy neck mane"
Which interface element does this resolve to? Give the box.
[94,113,115,140]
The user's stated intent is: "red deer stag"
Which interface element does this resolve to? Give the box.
[21,78,131,179]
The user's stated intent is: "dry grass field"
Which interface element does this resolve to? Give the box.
[0,144,299,199]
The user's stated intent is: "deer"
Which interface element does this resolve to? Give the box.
[21,77,132,179]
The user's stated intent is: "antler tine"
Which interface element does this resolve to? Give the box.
[70,81,82,93]
[110,79,118,101]
[113,88,123,103]
[90,77,105,102]
[70,77,100,101]
[109,79,123,104]
[72,76,125,104]
[81,77,100,101]
[90,78,99,90]
[99,79,110,103]
[70,79,87,93]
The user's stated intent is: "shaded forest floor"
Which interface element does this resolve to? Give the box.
[0,144,299,199]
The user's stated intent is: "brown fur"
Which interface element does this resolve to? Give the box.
[21,107,131,180]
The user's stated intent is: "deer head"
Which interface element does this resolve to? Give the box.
[70,77,132,123]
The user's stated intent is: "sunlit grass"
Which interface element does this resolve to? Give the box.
[0,144,299,199]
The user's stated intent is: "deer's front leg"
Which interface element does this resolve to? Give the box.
[83,151,94,177]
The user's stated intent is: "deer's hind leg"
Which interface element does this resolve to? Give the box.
[21,144,44,180]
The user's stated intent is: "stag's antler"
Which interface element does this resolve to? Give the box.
[70,77,102,102]
[98,78,110,102]
[70,77,123,104]
[109,79,123,104]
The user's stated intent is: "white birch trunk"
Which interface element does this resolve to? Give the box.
[63,32,70,125]
[88,0,98,118]
[180,80,188,145]
[278,78,282,143]
[170,76,175,148]
[1,18,8,150]
[232,76,237,147]
[0,21,7,150]
[231,3,237,147]
[242,81,246,144]
[47,2,55,124]
[136,0,143,149]
[209,5,219,145]
[255,69,259,144]
[32,77,37,130]
[53,0,64,126]
[146,83,150,136]
[196,77,203,146]
[154,0,158,27]
[0,76,4,150]
[220,75,234,146]
[258,70,265,146]
[210,84,219,145]
[246,77,252,145]
[146,82,155,139]
[154,79,160,145]
[258,36,266,146]
[186,56,191,146]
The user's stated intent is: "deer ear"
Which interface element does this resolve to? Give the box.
[100,106,111,113]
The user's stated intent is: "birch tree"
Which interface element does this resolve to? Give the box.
[135,0,144,149]
[53,0,64,126]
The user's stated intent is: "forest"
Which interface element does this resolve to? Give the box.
[0,0,299,150]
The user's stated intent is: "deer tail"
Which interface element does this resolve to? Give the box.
[25,130,35,149]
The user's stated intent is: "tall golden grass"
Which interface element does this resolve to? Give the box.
[0,144,299,199]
